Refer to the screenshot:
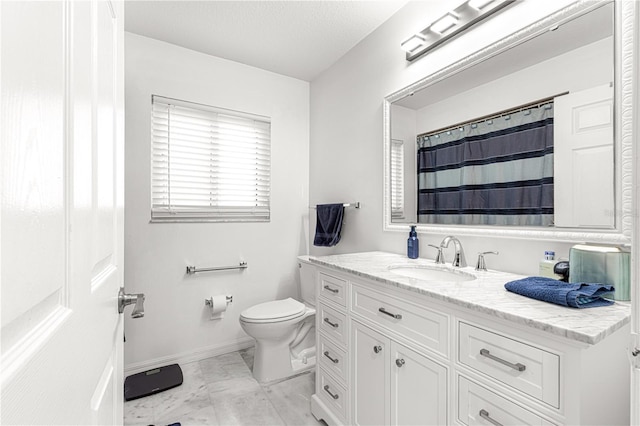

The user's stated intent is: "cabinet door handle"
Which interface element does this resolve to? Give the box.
[378,307,402,319]
[373,345,382,354]
[323,351,339,364]
[479,348,526,372]
[323,317,339,328]
[323,385,339,400]
[323,285,339,294]
[479,409,503,426]
[395,358,405,367]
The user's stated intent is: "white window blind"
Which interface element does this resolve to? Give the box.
[391,139,405,219]
[151,95,271,222]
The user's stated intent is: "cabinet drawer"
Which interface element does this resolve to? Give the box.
[319,303,348,346]
[319,336,348,383]
[319,272,347,307]
[459,322,560,408]
[458,376,556,426]
[318,367,348,422]
[351,283,449,357]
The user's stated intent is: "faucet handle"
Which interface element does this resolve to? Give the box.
[475,251,499,271]
[428,244,445,264]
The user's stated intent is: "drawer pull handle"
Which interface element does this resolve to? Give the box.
[323,351,339,364]
[373,345,382,354]
[323,285,339,294]
[395,358,405,367]
[323,317,339,328]
[323,385,339,400]
[479,409,503,426]
[378,307,402,319]
[479,348,526,372]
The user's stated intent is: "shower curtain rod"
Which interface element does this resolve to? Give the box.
[416,92,568,140]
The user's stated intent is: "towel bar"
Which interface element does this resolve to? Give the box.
[310,202,360,209]
[186,262,248,275]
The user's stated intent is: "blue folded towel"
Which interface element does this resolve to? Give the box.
[504,276,614,308]
[313,204,344,247]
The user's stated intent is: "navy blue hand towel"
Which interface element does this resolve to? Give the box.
[313,204,344,247]
[504,276,614,308]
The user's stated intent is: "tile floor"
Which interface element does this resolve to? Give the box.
[124,347,324,426]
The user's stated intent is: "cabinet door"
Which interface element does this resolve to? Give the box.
[391,342,448,426]
[352,321,390,425]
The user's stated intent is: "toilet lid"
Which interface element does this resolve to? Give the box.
[240,298,305,322]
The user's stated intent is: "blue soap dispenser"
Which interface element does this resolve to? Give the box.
[407,225,419,259]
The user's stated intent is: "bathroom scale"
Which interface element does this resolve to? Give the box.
[124,363,183,401]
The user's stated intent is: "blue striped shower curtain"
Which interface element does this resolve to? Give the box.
[417,104,554,226]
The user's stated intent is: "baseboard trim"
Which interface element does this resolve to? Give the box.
[124,337,255,376]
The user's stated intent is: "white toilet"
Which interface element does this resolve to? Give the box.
[239,257,316,383]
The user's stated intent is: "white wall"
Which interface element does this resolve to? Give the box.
[415,37,612,133]
[124,33,309,371]
[309,0,581,274]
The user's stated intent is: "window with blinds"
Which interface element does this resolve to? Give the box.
[390,139,405,219]
[151,95,271,222]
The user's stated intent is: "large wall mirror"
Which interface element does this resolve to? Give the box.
[384,1,634,244]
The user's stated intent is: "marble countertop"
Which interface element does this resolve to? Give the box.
[309,251,630,345]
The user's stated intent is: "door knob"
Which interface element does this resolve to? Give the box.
[396,358,405,367]
[118,287,145,318]
[373,345,382,353]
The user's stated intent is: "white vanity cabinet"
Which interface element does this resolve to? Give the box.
[390,341,448,426]
[351,291,448,426]
[352,321,448,425]
[310,253,631,426]
[314,269,450,426]
[351,321,387,425]
[314,271,350,425]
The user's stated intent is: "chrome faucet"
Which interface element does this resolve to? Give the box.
[439,236,467,267]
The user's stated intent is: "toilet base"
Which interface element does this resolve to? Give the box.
[290,347,316,378]
[252,340,316,383]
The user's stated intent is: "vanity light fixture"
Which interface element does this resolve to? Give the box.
[402,0,515,62]
[430,13,459,34]
[468,0,496,10]
[400,33,426,52]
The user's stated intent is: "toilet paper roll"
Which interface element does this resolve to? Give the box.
[208,294,229,320]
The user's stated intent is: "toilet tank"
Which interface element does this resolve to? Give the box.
[297,256,316,307]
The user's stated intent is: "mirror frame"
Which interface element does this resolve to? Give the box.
[383,0,635,244]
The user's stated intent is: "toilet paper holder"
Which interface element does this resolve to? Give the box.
[205,295,233,307]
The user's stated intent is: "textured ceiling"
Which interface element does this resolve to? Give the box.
[124,1,408,82]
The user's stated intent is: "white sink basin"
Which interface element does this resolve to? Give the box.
[388,265,476,283]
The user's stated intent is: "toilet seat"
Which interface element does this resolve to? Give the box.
[240,298,305,323]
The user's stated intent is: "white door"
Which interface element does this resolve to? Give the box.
[390,342,447,426]
[352,321,389,425]
[554,83,614,228]
[631,306,639,426]
[1,1,126,424]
